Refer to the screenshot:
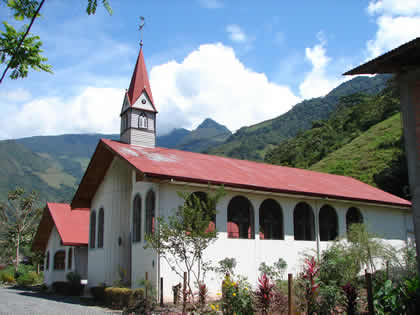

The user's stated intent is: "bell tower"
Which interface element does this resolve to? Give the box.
[120,18,157,147]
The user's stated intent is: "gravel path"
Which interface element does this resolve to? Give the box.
[0,286,119,315]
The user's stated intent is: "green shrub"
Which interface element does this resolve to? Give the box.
[221,275,254,315]
[16,271,39,286]
[0,271,15,283]
[104,287,133,308]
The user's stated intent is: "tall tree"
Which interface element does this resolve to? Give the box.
[0,0,112,84]
[0,187,41,271]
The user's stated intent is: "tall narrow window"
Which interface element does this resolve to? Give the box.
[68,248,73,270]
[146,190,155,236]
[227,196,254,239]
[139,112,148,129]
[90,210,96,248]
[54,250,66,270]
[133,195,142,242]
[319,205,338,241]
[98,208,104,248]
[293,202,315,241]
[259,199,284,240]
[346,207,363,232]
[46,251,50,270]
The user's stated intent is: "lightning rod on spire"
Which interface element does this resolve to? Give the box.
[139,16,145,47]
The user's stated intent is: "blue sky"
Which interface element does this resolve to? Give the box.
[1,0,420,139]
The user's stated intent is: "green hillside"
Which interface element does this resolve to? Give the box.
[0,119,231,202]
[264,81,400,168]
[0,140,77,203]
[310,113,408,198]
[206,75,391,161]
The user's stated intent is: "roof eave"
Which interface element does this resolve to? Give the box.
[145,172,411,209]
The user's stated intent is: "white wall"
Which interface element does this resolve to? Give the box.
[43,227,74,286]
[88,157,132,287]
[130,178,159,290]
[155,183,411,301]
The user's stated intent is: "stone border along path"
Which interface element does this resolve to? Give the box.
[0,286,120,315]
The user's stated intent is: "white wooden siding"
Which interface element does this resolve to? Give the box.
[88,157,132,287]
[44,227,74,285]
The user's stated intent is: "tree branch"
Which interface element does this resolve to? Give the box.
[0,0,45,84]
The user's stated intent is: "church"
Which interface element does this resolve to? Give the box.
[33,39,412,300]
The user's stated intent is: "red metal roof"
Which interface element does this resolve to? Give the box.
[98,139,410,208]
[126,47,156,111]
[32,203,89,251]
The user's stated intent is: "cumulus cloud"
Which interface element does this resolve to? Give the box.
[0,87,123,139]
[150,43,301,134]
[366,0,420,58]
[226,24,247,43]
[298,33,346,99]
[367,0,420,16]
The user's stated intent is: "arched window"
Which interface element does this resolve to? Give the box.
[227,196,254,239]
[319,205,338,241]
[259,199,283,240]
[90,210,96,248]
[54,250,66,270]
[46,251,50,270]
[133,195,142,242]
[346,207,363,232]
[97,208,104,248]
[68,248,73,270]
[146,190,155,236]
[186,191,216,232]
[139,112,148,129]
[294,202,315,241]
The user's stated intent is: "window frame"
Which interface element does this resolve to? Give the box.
[53,250,66,270]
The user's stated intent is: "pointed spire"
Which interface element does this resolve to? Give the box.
[126,47,156,112]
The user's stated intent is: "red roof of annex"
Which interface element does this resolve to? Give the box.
[87,139,410,208]
[32,203,89,251]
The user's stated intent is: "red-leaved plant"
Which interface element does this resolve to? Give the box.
[255,273,275,314]
[302,256,320,315]
[341,282,358,315]
[198,283,208,307]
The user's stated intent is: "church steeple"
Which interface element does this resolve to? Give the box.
[120,20,157,147]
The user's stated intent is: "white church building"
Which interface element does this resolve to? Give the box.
[34,41,412,301]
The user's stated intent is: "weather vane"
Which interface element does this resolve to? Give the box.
[139,16,145,47]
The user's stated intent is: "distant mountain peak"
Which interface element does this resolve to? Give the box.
[197,118,230,132]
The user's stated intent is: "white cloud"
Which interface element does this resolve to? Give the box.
[150,43,301,134]
[0,87,123,139]
[226,24,247,43]
[299,34,347,99]
[198,0,223,9]
[367,0,420,16]
[366,0,420,58]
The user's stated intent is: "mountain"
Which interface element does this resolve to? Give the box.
[264,81,400,168]
[0,118,230,202]
[175,118,231,152]
[156,128,190,148]
[206,74,391,161]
